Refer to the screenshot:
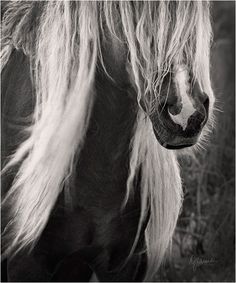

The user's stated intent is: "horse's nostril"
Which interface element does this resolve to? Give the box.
[168,104,182,115]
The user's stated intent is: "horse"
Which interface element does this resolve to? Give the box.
[1,1,215,282]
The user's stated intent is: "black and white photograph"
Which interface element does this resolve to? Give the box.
[1,1,235,282]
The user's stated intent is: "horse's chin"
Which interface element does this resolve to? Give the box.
[150,110,204,150]
[152,125,199,150]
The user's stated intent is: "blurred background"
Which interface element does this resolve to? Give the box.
[157,2,235,282]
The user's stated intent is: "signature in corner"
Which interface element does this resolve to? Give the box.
[189,255,218,271]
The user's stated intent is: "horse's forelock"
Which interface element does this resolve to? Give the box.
[112,1,212,102]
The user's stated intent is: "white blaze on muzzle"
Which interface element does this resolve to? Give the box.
[168,65,196,131]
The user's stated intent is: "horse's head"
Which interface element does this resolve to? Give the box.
[100,1,214,150]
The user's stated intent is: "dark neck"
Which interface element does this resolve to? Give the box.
[71,71,138,209]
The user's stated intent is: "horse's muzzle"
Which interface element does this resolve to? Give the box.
[151,93,209,149]
[142,69,210,150]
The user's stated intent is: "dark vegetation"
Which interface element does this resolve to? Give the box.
[157,2,235,282]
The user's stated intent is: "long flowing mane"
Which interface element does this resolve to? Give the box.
[1,1,213,280]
